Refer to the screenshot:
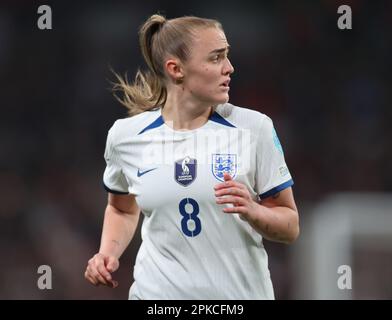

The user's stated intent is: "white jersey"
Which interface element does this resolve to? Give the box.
[103,103,293,300]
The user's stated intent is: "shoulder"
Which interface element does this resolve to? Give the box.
[108,108,161,141]
[215,103,272,132]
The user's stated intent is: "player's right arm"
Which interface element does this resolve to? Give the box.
[84,193,140,288]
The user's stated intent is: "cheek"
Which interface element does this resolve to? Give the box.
[198,63,217,78]
[202,68,221,89]
[187,66,221,94]
[203,67,219,79]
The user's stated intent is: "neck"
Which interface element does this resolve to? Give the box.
[162,88,214,131]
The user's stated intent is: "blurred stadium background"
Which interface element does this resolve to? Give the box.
[0,0,391,299]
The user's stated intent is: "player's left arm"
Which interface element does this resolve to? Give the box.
[215,173,299,244]
[255,187,299,244]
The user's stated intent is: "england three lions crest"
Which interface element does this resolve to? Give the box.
[212,154,237,182]
[175,156,197,186]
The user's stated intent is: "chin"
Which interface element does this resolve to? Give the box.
[215,94,230,105]
[221,95,230,104]
[203,94,229,106]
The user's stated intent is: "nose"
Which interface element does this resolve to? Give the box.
[223,57,234,75]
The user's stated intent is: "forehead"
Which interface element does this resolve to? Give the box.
[192,27,229,53]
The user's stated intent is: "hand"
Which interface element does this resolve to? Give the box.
[214,172,259,219]
[84,253,119,288]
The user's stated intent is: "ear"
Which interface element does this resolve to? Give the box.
[165,58,184,83]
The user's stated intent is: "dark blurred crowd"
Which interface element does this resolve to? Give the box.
[0,0,391,299]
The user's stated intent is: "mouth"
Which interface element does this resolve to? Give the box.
[220,79,231,89]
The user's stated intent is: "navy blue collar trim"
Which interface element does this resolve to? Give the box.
[138,109,236,135]
[138,115,165,135]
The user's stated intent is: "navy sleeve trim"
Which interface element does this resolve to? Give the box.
[103,182,129,195]
[259,179,294,199]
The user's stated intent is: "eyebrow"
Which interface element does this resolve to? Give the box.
[209,45,230,55]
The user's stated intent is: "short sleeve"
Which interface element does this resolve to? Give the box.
[102,124,130,195]
[255,116,293,199]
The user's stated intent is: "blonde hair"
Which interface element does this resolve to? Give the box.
[112,14,222,116]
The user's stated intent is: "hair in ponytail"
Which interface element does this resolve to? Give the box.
[112,14,222,116]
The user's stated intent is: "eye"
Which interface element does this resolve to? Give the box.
[210,50,230,63]
[212,54,220,62]
[212,53,225,62]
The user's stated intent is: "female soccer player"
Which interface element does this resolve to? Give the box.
[84,14,299,299]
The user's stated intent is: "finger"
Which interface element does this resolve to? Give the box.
[215,187,248,198]
[88,255,106,275]
[86,267,103,286]
[105,256,119,273]
[109,280,119,288]
[97,263,112,282]
[223,172,232,181]
[96,274,110,286]
[214,180,246,191]
[216,196,246,206]
[86,265,94,277]
[89,267,109,286]
[85,273,99,286]
[105,257,119,288]
[223,206,248,214]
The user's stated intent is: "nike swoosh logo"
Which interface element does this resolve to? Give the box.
[137,168,157,177]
